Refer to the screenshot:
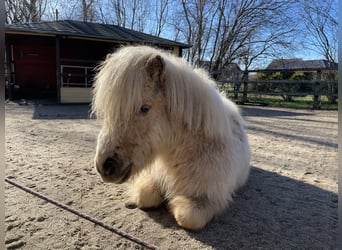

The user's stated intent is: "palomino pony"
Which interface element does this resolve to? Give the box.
[92,46,251,230]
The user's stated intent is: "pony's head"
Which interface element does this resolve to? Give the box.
[92,46,231,183]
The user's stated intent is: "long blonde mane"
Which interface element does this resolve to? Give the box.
[92,46,235,140]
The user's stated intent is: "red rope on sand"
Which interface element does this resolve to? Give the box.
[5,177,161,250]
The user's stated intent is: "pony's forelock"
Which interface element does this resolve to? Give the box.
[92,47,149,129]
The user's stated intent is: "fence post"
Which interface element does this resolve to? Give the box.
[56,35,61,104]
[242,71,248,103]
[313,70,321,109]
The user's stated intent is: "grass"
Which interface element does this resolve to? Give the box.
[230,94,338,110]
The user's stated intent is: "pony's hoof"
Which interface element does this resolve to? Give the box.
[125,201,137,209]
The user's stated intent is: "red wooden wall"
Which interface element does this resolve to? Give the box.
[9,35,56,97]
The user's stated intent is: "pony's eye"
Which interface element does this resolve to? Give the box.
[140,104,151,114]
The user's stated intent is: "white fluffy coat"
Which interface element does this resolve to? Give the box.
[92,46,251,230]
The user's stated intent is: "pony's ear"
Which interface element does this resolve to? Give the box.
[145,54,165,82]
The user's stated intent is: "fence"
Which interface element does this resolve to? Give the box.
[217,68,338,109]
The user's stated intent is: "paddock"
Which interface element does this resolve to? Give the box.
[5,101,337,249]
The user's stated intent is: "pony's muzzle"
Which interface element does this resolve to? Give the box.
[103,157,121,176]
[96,154,131,183]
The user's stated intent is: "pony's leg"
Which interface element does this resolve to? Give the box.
[168,196,221,230]
[126,171,163,209]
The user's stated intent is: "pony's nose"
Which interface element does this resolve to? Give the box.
[103,157,120,176]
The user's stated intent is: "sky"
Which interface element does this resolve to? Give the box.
[41,0,337,66]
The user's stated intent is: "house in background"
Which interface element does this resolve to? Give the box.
[266,58,338,80]
[5,20,190,103]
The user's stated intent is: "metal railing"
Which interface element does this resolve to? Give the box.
[61,65,94,88]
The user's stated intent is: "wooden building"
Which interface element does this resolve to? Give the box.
[5,20,190,103]
[266,58,338,80]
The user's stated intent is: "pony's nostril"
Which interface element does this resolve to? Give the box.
[103,157,119,176]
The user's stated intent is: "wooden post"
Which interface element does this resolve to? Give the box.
[5,39,13,100]
[313,70,321,109]
[55,35,61,103]
[242,70,248,103]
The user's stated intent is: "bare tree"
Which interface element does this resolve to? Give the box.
[154,0,169,37]
[45,0,79,21]
[5,0,48,24]
[175,0,215,64]
[130,0,149,32]
[302,0,337,63]
[6,0,102,23]
[172,0,297,73]
[99,0,149,32]
[81,0,95,22]
[301,0,338,103]
[110,0,127,27]
[179,0,194,61]
[209,0,297,77]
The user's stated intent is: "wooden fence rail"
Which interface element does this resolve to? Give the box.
[216,68,338,109]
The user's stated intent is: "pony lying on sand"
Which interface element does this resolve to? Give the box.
[92,46,251,230]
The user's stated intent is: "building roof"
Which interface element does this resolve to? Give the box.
[5,20,190,48]
[266,58,338,70]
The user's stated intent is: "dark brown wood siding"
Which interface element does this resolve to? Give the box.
[6,34,120,99]
[60,38,118,64]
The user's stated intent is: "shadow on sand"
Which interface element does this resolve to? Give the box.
[144,167,337,249]
[241,106,313,117]
[30,102,311,120]
[32,103,91,120]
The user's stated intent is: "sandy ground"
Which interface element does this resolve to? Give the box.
[5,100,338,249]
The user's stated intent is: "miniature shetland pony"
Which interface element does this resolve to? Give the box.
[92,46,250,230]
